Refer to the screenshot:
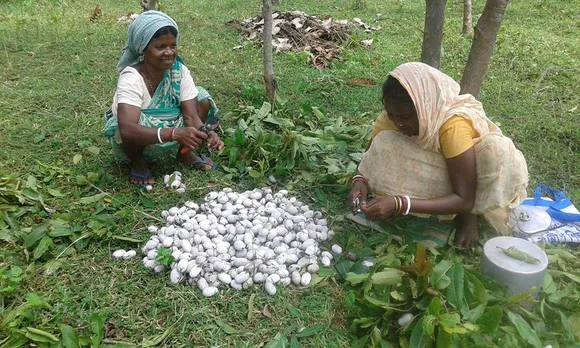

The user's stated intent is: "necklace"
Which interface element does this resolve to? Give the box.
[142,65,155,95]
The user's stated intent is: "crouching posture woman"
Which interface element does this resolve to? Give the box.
[349,62,529,248]
[104,11,224,188]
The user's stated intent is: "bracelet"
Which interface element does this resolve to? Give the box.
[398,195,404,215]
[403,195,411,215]
[170,128,176,142]
[392,196,400,215]
[157,128,163,144]
[351,175,368,187]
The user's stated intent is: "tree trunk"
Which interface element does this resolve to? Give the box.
[462,0,473,36]
[420,0,448,69]
[460,0,509,97]
[262,0,276,102]
[141,0,157,11]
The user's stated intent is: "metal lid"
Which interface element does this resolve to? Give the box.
[483,236,548,274]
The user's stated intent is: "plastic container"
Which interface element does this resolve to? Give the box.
[480,236,548,297]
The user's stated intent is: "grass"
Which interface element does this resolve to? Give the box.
[0,0,578,346]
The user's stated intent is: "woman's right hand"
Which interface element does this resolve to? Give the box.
[348,180,368,211]
[174,127,208,150]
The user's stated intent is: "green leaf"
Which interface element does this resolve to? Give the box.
[507,311,542,348]
[286,303,301,318]
[295,324,324,338]
[427,297,442,316]
[409,317,431,348]
[476,305,502,334]
[549,269,580,284]
[435,326,452,348]
[75,175,88,185]
[430,260,452,290]
[112,236,143,243]
[33,236,53,259]
[90,313,105,346]
[215,319,237,334]
[247,293,256,322]
[290,335,301,348]
[140,195,156,209]
[141,327,174,347]
[364,293,396,310]
[24,225,47,248]
[248,170,262,179]
[439,313,460,331]
[370,268,404,285]
[78,193,108,205]
[73,154,83,164]
[335,259,353,278]
[45,259,64,275]
[466,272,488,306]
[422,315,436,338]
[25,327,59,343]
[60,324,80,348]
[345,272,369,285]
[47,188,65,197]
[445,263,467,312]
[87,146,100,155]
[34,130,47,143]
[542,272,556,294]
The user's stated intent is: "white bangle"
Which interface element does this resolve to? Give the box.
[157,128,163,144]
[403,195,411,215]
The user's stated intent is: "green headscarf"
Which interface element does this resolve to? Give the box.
[117,11,179,73]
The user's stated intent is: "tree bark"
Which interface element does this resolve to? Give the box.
[462,0,473,36]
[460,0,509,97]
[262,0,277,102]
[141,0,157,11]
[420,0,448,69]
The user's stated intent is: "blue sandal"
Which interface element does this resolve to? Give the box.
[522,185,580,222]
[130,169,153,188]
[190,154,217,171]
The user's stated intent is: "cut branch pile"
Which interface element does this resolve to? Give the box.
[231,11,371,69]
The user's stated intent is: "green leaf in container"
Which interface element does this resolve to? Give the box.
[33,236,53,259]
[295,324,323,338]
[507,310,542,348]
[430,260,452,290]
[370,268,404,285]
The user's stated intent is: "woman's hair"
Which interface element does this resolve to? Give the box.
[382,76,414,106]
[151,26,178,40]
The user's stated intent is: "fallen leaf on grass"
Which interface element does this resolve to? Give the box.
[262,305,273,319]
[34,130,46,143]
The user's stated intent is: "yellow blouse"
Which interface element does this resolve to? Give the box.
[371,111,479,159]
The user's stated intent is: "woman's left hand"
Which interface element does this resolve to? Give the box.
[207,131,225,150]
[362,196,397,221]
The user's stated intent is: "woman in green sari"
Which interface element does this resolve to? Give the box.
[104,11,224,187]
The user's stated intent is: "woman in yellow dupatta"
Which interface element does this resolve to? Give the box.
[349,62,529,248]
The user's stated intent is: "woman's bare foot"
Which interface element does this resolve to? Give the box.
[453,213,479,249]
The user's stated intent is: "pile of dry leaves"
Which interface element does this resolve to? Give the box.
[230,11,380,69]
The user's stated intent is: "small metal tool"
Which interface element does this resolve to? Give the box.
[352,197,362,215]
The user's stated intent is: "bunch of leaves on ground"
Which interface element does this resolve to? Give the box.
[219,98,371,187]
[334,233,580,347]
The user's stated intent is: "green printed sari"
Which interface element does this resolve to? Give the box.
[103,58,218,159]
